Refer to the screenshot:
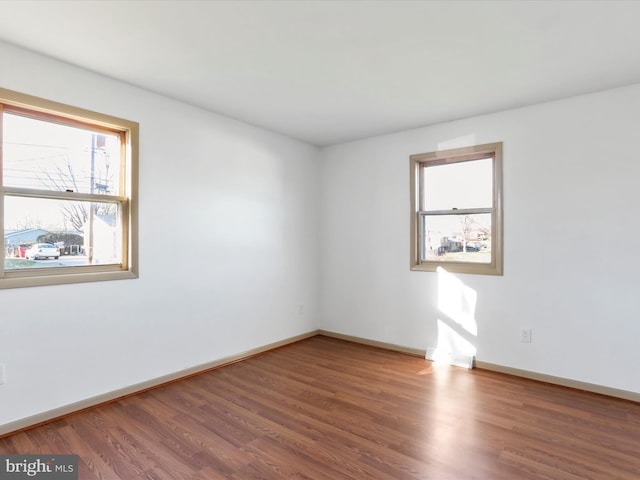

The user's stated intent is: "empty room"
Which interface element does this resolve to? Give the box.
[1,1,639,479]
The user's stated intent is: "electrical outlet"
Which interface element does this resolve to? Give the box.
[298,304,304,315]
[0,364,5,385]
[520,328,532,343]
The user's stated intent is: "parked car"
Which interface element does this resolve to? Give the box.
[25,243,60,260]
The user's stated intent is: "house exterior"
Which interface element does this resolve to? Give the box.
[4,228,50,257]
[82,214,120,264]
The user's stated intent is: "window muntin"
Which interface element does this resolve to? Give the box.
[1,88,138,288]
[410,143,503,275]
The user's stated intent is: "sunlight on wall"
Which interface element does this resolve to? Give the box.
[430,319,477,366]
[437,267,478,336]
[427,267,478,368]
[437,134,477,152]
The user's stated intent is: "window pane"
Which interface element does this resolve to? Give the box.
[4,196,123,270]
[422,213,492,264]
[3,112,121,195]
[423,158,492,210]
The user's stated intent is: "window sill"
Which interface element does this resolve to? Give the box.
[0,269,138,289]
[411,262,503,276]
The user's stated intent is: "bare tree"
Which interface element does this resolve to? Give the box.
[15,215,36,231]
[41,157,88,231]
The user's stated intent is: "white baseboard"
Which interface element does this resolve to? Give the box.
[317,330,425,357]
[0,330,319,438]
[318,330,640,403]
[475,360,640,403]
[425,347,475,369]
[3,329,637,438]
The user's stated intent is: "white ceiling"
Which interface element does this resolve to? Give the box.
[1,1,640,146]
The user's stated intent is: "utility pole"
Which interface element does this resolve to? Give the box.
[87,133,95,264]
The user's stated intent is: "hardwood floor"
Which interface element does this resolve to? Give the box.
[1,335,639,479]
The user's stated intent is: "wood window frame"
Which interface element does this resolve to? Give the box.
[410,142,503,276]
[0,88,139,289]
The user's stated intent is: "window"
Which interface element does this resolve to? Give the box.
[1,88,138,288]
[410,142,502,275]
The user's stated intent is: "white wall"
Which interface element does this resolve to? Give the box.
[0,42,320,428]
[2,39,639,432]
[320,83,640,393]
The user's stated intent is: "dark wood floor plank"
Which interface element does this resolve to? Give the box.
[1,335,639,479]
